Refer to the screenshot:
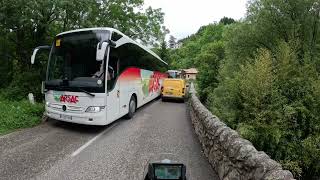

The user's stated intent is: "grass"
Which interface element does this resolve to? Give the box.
[0,97,44,135]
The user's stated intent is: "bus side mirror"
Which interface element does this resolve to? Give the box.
[31,49,39,64]
[31,46,51,64]
[96,42,108,61]
[96,40,116,61]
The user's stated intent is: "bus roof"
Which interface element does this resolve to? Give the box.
[57,27,167,66]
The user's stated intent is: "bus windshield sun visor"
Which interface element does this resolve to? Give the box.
[45,78,104,93]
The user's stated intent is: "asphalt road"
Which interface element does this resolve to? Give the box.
[0,99,218,180]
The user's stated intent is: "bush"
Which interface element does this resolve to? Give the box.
[1,70,44,102]
[0,97,44,135]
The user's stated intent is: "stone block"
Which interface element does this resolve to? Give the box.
[214,126,229,142]
[236,144,256,162]
[222,130,240,153]
[219,128,234,147]
[224,169,241,180]
[263,170,294,180]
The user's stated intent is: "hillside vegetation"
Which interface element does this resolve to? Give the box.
[170,0,320,179]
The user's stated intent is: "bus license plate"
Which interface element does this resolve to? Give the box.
[60,114,72,120]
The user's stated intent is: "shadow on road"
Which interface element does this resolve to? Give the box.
[136,97,160,112]
[46,118,124,135]
[161,98,185,104]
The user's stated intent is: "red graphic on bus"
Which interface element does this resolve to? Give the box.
[149,72,164,93]
[60,95,79,104]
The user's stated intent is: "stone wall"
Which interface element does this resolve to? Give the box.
[188,84,294,180]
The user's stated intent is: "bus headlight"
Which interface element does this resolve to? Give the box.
[85,106,105,113]
[46,102,51,107]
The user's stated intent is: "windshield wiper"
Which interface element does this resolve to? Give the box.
[78,88,95,97]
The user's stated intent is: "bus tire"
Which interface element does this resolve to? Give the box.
[126,96,136,119]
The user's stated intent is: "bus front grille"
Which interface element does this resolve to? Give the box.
[49,103,84,113]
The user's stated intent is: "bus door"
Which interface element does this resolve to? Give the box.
[106,56,120,122]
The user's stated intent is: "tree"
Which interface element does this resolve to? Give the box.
[219,17,236,25]
[168,35,176,49]
[168,23,225,70]
[153,38,170,64]
[159,39,169,61]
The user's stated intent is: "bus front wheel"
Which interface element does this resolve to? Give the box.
[126,96,136,119]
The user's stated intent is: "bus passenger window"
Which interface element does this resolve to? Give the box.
[107,53,119,91]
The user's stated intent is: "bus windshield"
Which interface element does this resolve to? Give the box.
[46,30,110,93]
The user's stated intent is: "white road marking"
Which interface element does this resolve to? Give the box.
[71,123,117,157]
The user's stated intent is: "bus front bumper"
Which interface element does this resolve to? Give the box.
[161,94,185,101]
[46,107,107,126]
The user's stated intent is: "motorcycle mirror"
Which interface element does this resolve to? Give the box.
[146,163,187,180]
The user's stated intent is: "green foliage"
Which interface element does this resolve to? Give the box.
[0,97,44,135]
[0,58,13,88]
[1,71,44,101]
[280,160,303,179]
[209,44,320,178]
[170,23,226,69]
[196,41,224,101]
[219,17,235,25]
[153,39,170,64]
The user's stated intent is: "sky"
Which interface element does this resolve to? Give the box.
[144,0,248,40]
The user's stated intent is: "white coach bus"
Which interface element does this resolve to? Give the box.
[31,28,168,125]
